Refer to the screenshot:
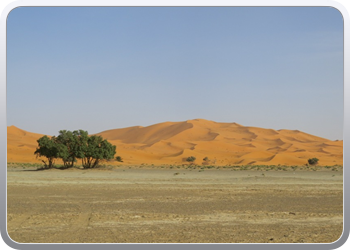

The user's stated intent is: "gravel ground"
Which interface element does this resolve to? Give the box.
[7,168,343,243]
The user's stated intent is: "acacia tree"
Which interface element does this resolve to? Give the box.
[80,134,117,169]
[56,130,81,168]
[35,129,116,169]
[34,135,59,168]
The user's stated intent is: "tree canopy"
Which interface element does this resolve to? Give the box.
[34,130,116,169]
[79,133,116,168]
[34,135,59,168]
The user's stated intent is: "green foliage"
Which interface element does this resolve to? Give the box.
[186,156,196,163]
[34,135,59,168]
[35,130,116,169]
[80,134,117,169]
[308,158,319,165]
[55,130,79,168]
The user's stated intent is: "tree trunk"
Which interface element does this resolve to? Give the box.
[92,159,99,168]
[82,157,93,169]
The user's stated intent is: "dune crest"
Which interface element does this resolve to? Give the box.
[7,119,343,166]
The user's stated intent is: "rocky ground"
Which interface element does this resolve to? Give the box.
[7,167,343,243]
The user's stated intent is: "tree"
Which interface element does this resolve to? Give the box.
[35,129,117,169]
[34,135,59,168]
[116,156,123,162]
[78,132,117,169]
[56,130,81,168]
[308,158,319,165]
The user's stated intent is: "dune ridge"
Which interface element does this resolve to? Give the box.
[7,119,343,166]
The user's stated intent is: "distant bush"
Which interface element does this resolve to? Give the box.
[116,156,123,162]
[308,158,319,165]
[202,156,210,165]
[186,156,196,163]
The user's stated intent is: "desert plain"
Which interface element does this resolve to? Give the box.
[7,119,344,243]
[7,166,343,243]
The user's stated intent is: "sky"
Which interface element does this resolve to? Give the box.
[6,7,343,140]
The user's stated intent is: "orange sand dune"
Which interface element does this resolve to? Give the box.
[7,119,343,166]
[7,126,46,163]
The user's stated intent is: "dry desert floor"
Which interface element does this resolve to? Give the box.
[7,166,343,243]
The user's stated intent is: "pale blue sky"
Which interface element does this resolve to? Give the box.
[7,7,343,140]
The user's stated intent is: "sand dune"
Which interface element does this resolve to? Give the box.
[7,119,343,166]
[7,126,47,163]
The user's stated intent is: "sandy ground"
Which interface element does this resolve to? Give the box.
[7,168,343,243]
[7,119,343,166]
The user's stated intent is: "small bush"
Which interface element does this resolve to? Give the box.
[186,156,196,163]
[116,156,123,162]
[308,158,319,165]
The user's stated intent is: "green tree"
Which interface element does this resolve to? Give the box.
[35,129,116,169]
[80,135,116,168]
[34,135,59,168]
[56,130,81,168]
[116,156,123,162]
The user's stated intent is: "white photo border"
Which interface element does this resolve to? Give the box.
[1,1,349,249]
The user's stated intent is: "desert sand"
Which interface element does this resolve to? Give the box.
[7,119,343,166]
[7,119,344,243]
[7,167,343,243]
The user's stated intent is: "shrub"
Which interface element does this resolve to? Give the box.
[186,156,196,163]
[308,158,319,165]
[116,156,123,162]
